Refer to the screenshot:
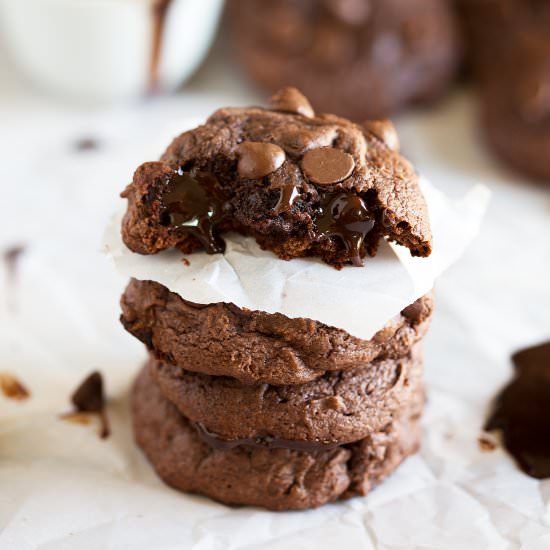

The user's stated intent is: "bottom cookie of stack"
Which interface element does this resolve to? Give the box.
[132,367,423,511]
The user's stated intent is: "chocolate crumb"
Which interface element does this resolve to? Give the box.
[0,373,30,401]
[64,371,110,438]
[478,435,497,452]
[181,258,190,266]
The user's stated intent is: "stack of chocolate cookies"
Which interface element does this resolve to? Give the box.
[119,89,435,510]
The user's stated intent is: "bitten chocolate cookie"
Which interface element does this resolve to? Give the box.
[121,279,434,385]
[121,88,432,268]
[228,0,460,120]
[132,367,422,511]
[147,343,423,445]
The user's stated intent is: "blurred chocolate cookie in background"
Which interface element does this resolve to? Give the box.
[228,0,461,120]
[457,0,550,182]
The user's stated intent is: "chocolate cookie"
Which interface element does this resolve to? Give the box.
[228,0,460,120]
[121,88,432,268]
[480,51,550,182]
[147,343,423,445]
[458,0,550,181]
[132,367,422,511]
[121,279,434,385]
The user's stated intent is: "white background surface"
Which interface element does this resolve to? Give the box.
[1,28,550,550]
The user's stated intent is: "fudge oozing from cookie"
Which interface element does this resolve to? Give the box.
[121,88,432,268]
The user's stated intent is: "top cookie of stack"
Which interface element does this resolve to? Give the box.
[121,87,432,269]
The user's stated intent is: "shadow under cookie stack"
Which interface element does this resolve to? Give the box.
[118,88,435,511]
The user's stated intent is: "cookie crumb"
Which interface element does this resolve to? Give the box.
[478,434,497,452]
[0,373,30,401]
[182,258,190,266]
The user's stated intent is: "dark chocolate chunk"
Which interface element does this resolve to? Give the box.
[301,147,355,185]
[160,171,228,254]
[315,192,375,266]
[485,341,550,479]
[269,86,314,118]
[236,141,286,179]
[69,371,110,439]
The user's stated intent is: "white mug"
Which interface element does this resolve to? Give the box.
[0,0,224,102]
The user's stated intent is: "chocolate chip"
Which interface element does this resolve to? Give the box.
[301,147,355,185]
[363,120,400,151]
[270,87,315,118]
[315,192,374,266]
[160,171,229,254]
[237,141,286,179]
[0,373,30,401]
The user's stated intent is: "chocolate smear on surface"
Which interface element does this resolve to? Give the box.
[485,341,550,479]
[160,171,229,254]
[62,371,110,439]
[149,0,172,93]
[315,192,375,266]
[0,373,30,401]
[194,422,341,452]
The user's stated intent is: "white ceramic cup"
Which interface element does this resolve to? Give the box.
[0,0,224,102]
